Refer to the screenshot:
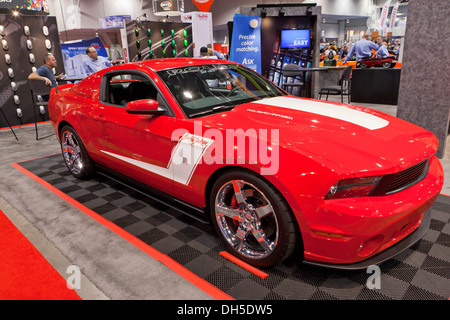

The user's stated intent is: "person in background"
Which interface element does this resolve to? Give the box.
[329,42,338,52]
[376,36,384,46]
[339,45,348,60]
[197,46,207,57]
[324,45,337,60]
[83,46,112,76]
[28,53,64,101]
[199,46,218,59]
[207,43,225,60]
[343,34,379,65]
[376,41,389,58]
[320,47,326,61]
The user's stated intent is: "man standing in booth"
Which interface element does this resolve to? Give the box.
[28,53,64,101]
[343,34,379,65]
[83,46,112,76]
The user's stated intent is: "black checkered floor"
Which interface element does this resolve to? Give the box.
[17,154,450,300]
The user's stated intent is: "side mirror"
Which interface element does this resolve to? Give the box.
[126,99,165,115]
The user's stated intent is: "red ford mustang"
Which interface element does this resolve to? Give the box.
[48,58,443,269]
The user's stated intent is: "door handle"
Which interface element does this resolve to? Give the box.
[95,114,104,122]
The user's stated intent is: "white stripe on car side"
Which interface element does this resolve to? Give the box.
[252,96,389,130]
[101,133,213,185]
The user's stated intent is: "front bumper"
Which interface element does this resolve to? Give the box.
[302,206,432,270]
[294,155,443,270]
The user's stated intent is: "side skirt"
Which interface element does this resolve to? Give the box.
[94,164,210,224]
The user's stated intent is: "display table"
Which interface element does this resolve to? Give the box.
[296,67,328,98]
[350,68,401,105]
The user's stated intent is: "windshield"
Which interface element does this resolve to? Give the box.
[157,64,286,118]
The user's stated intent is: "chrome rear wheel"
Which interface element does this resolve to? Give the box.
[60,126,94,179]
[62,130,83,175]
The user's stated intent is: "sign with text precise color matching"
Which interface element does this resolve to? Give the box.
[230,14,261,74]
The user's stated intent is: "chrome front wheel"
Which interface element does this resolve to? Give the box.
[210,170,298,267]
[215,180,279,260]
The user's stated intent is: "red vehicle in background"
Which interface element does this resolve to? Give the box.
[357,55,397,69]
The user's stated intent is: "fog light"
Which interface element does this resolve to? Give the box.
[357,235,384,257]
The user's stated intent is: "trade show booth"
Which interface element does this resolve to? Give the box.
[236,4,321,98]
[0,0,449,304]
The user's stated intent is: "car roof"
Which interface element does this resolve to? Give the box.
[130,58,236,72]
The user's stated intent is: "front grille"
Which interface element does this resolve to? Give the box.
[385,160,428,194]
[371,159,429,196]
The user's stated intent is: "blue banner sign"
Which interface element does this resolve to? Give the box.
[230,14,261,74]
[61,37,108,78]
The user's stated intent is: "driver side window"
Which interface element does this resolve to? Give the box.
[106,74,157,107]
[101,71,172,116]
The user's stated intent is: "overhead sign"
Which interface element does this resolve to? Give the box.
[379,0,391,29]
[153,0,184,16]
[389,1,400,29]
[192,0,215,12]
[230,14,261,74]
[99,15,131,29]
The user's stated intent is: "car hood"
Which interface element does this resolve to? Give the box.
[200,96,438,176]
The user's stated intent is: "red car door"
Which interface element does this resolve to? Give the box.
[91,72,176,195]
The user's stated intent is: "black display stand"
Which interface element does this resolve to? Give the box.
[0,14,64,128]
[351,68,401,105]
[124,20,193,62]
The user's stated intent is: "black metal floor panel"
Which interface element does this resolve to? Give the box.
[17,154,450,300]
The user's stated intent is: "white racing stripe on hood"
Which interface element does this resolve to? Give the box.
[252,96,389,130]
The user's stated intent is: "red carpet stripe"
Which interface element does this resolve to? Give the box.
[12,162,233,300]
[0,209,81,300]
[219,251,269,279]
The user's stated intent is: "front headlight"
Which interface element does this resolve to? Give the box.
[325,176,383,199]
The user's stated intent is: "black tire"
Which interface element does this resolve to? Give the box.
[360,63,368,69]
[382,62,391,69]
[60,125,94,179]
[210,169,299,267]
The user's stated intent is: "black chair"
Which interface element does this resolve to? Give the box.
[29,79,54,140]
[0,107,19,141]
[318,65,352,103]
[281,64,304,96]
